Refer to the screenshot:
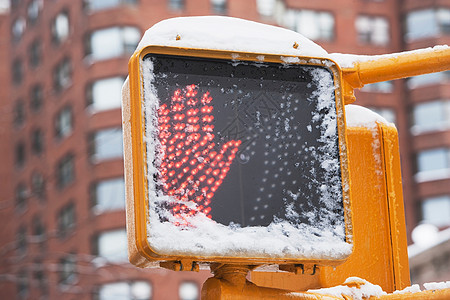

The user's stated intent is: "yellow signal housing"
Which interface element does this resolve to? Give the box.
[123,45,353,269]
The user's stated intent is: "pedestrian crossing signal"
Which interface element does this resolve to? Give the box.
[123,46,352,268]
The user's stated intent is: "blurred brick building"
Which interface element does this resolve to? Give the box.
[0,0,449,299]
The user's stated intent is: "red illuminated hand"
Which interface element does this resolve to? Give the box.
[158,84,241,222]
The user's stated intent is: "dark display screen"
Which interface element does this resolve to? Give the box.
[143,54,344,234]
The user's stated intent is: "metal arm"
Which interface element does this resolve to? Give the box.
[342,46,450,89]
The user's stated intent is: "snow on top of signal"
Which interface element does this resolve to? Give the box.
[136,16,328,58]
[345,105,395,128]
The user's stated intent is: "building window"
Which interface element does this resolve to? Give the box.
[91,177,125,213]
[12,17,26,42]
[90,128,123,162]
[55,106,73,139]
[422,195,450,227]
[15,183,28,212]
[411,100,450,134]
[32,216,46,250]
[31,128,44,155]
[12,58,23,85]
[59,254,77,285]
[86,26,140,61]
[281,9,334,41]
[256,0,276,17]
[367,107,396,124]
[17,226,27,255]
[31,172,46,200]
[407,71,450,89]
[56,154,75,188]
[30,84,43,112]
[95,229,127,262]
[84,0,137,11]
[13,100,26,128]
[179,282,199,300]
[416,147,450,182]
[15,141,26,168]
[211,0,226,14]
[98,281,152,300]
[405,8,450,41]
[360,81,393,93]
[17,270,28,299]
[53,57,72,92]
[29,39,42,68]
[27,0,43,24]
[51,11,69,44]
[355,15,389,45]
[169,0,184,10]
[33,261,48,295]
[58,203,76,236]
[87,76,124,112]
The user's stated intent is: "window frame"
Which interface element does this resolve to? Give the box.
[91,177,126,213]
[89,127,124,163]
[55,106,73,139]
[57,202,76,237]
[86,26,141,61]
[355,14,390,46]
[51,10,70,45]
[56,153,75,189]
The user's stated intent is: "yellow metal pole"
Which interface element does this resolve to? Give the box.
[201,264,450,300]
[201,264,343,300]
[342,46,450,88]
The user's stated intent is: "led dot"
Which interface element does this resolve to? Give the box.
[264,204,268,209]
[259,187,264,192]
[268,194,272,198]
[253,206,258,211]
[262,178,267,182]
[250,217,255,221]
[260,215,265,219]
[256,197,261,202]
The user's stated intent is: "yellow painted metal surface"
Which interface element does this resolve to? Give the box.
[251,123,410,293]
[124,45,352,268]
[342,47,450,89]
[202,264,448,299]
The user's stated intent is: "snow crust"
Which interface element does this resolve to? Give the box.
[393,285,421,294]
[307,277,386,300]
[393,281,450,293]
[345,104,394,128]
[136,16,328,58]
[424,281,450,290]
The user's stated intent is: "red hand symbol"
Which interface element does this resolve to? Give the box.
[158,84,241,223]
